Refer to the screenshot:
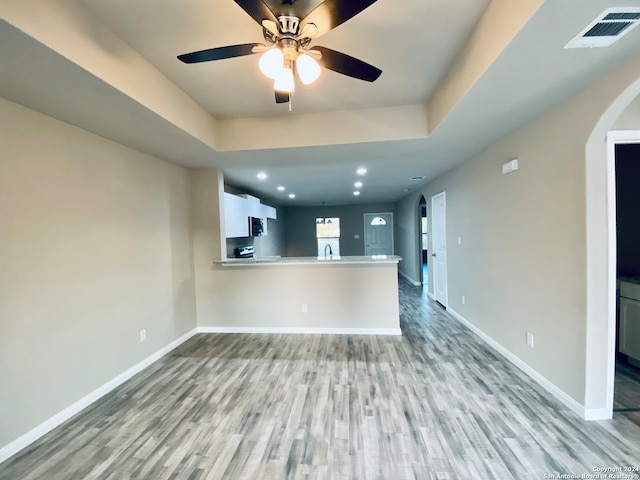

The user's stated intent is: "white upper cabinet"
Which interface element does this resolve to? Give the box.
[224,193,249,238]
[261,204,277,219]
[224,191,277,238]
[240,194,261,218]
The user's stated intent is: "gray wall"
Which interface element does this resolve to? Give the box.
[0,98,197,448]
[616,144,640,277]
[284,203,396,257]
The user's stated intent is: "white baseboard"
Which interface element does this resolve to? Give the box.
[427,291,435,301]
[198,326,402,336]
[584,407,612,421]
[398,270,421,286]
[0,328,198,465]
[446,306,586,419]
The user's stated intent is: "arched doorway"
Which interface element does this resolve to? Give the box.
[418,196,428,287]
[585,74,640,419]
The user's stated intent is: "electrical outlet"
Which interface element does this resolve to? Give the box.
[461,295,466,305]
[139,329,147,343]
[526,332,534,348]
[302,304,308,313]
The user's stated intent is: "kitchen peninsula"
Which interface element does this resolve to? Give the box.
[203,255,402,335]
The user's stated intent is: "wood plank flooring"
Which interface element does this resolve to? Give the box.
[615,361,640,427]
[2,279,640,479]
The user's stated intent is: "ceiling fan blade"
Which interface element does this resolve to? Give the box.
[300,0,377,37]
[234,0,278,26]
[298,22,319,39]
[262,19,279,36]
[275,91,290,104]
[312,46,381,82]
[178,43,263,64]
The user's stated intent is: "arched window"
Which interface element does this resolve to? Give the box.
[370,216,387,226]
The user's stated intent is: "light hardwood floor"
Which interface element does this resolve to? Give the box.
[2,280,640,479]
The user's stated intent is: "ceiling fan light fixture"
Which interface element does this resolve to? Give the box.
[296,53,321,85]
[274,66,295,93]
[258,48,284,79]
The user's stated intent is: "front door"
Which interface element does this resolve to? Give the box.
[364,213,394,255]
[431,192,448,306]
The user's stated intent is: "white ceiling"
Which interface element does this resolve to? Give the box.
[1,0,639,206]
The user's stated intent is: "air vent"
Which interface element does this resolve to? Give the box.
[565,7,640,48]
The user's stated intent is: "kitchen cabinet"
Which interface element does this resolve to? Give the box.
[240,194,261,218]
[242,195,276,220]
[261,204,277,220]
[224,193,249,238]
[258,205,276,236]
[619,280,640,362]
[224,190,278,238]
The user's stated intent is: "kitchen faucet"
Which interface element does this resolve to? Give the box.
[324,243,333,258]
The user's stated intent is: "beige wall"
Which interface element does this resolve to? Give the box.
[613,95,640,129]
[396,55,640,411]
[201,263,400,331]
[191,169,225,327]
[0,98,197,448]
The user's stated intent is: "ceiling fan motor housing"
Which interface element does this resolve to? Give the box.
[278,15,300,34]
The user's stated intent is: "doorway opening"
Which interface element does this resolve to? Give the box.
[613,141,640,422]
[419,196,428,287]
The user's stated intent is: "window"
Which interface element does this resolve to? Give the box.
[316,217,340,257]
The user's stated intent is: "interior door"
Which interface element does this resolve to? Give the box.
[364,213,394,256]
[431,192,448,306]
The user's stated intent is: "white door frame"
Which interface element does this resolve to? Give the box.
[364,212,394,255]
[604,130,640,417]
[431,192,448,306]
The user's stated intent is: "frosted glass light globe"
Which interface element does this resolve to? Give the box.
[274,67,295,93]
[296,53,321,85]
[259,49,284,79]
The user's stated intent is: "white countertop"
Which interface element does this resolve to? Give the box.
[217,255,402,266]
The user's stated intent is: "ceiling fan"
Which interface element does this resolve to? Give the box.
[177,0,382,104]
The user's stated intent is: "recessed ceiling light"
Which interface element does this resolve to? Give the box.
[356,167,367,175]
[353,191,360,196]
[288,193,296,199]
[256,172,268,180]
[403,188,411,192]
[410,176,425,181]
[277,186,285,191]
[354,181,363,188]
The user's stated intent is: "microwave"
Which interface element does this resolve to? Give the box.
[249,217,264,236]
